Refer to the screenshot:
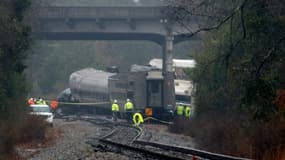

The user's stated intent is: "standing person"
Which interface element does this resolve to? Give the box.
[28,98,35,105]
[37,97,47,105]
[42,98,47,105]
[175,103,184,124]
[111,99,119,121]
[50,99,59,114]
[124,99,134,122]
[176,103,184,117]
[36,97,41,104]
[184,105,191,119]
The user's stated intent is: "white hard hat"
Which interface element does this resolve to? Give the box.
[114,99,118,103]
[126,98,130,102]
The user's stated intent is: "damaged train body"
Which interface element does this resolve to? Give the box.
[58,59,195,119]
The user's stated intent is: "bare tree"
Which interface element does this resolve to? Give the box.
[164,0,246,37]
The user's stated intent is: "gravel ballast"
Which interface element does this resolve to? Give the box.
[18,117,195,160]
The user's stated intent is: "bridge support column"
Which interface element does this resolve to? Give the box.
[163,31,175,111]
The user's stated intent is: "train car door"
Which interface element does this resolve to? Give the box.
[146,71,164,107]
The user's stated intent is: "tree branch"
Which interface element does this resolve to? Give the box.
[175,0,248,38]
[255,37,285,79]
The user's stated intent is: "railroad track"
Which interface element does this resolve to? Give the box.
[134,140,252,160]
[100,125,140,144]
[97,122,250,160]
[97,122,206,160]
[58,115,251,160]
[99,124,191,160]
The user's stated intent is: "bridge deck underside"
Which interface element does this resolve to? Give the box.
[29,6,199,43]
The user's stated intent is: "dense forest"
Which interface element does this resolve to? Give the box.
[170,0,285,159]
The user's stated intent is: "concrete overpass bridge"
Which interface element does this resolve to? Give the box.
[28,0,199,108]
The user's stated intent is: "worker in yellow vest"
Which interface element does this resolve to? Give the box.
[124,99,134,122]
[175,103,184,122]
[37,97,47,105]
[176,103,184,116]
[133,112,144,126]
[184,106,191,119]
[112,99,119,121]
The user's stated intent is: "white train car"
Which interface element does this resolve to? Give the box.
[149,58,196,107]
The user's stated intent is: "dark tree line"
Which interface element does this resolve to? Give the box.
[0,0,32,158]
[170,0,285,121]
[168,0,285,158]
[0,0,31,119]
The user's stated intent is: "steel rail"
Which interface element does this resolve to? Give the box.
[134,140,252,160]
[99,124,141,144]
[99,138,188,160]
[99,124,196,160]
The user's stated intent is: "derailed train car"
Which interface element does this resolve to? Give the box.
[149,59,195,108]
[58,65,175,118]
[109,65,174,118]
[69,68,115,104]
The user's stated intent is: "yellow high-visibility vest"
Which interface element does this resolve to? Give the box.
[112,103,119,112]
[133,113,144,125]
[124,102,134,111]
[177,105,184,115]
[184,106,191,118]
